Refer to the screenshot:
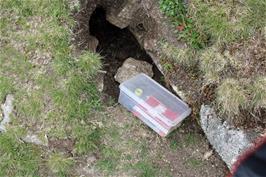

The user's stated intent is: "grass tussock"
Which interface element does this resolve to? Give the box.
[160,41,196,68]
[250,77,266,110]
[216,78,247,116]
[47,152,73,176]
[199,47,227,81]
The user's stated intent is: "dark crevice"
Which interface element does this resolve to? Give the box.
[89,7,164,101]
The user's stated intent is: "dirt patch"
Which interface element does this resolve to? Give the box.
[49,138,75,155]
[74,105,229,176]
[226,33,266,79]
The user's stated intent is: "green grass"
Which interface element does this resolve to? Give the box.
[170,140,182,150]
[249,77,266,110]
[96,146,121,173]
[159,0,206,49]
[134,161,159,177]
[216,78,247,116]
[0,129,41,177]
[160,0,265,122]
[47,152,73,176]
[189,0,265,43]
[0,77,14,102]
[199,46,227,81]
[159,40,197,68]
[72,123,102,155]
[0,0,104,176]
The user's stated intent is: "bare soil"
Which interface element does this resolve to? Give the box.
[73,106,228,176]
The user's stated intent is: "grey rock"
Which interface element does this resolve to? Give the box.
[95,72,105,92]
[114,57,153,83]
[200,105,254,169]
[0,94,14,132]
[106,0,140,29]
[87,36,99,52]
[171,85,187,102]
[22,134,48,146]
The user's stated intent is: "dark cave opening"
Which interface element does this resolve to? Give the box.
[89,7,164,101]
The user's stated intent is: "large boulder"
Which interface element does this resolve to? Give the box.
[114,57,153,83]
[200,105,257,169]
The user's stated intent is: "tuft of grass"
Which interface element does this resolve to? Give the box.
[96,146,121,173]
[72,123,102,155]
[0,130,41,177]
[160,41,196,67]
[243,0,266,33]
[216,78,247,116]
[200,47,227,81]
[15,91,45,120]
[134,161,159,177]
[47,152,73,176]
[76,51,102,77]
[249,77,266,110]
[65,74,101,120]
[0,77,13,102]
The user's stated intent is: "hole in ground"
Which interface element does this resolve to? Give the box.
[89,7,165,101]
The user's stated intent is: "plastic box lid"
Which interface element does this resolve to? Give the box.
[119,73,191,126]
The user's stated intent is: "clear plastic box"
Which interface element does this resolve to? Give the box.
[118,73,191,136]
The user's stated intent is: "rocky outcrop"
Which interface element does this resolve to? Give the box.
[76,0,185,72]
[114,57,153,83]
[75,0,188,98]
[200,105,256,169]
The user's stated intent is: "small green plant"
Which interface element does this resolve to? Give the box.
[170,140,181,150]
[159,0,206,49]
[76,51,102,77]
[163,62,174,72]
[47,152,73,176]
[216,78,247,116]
